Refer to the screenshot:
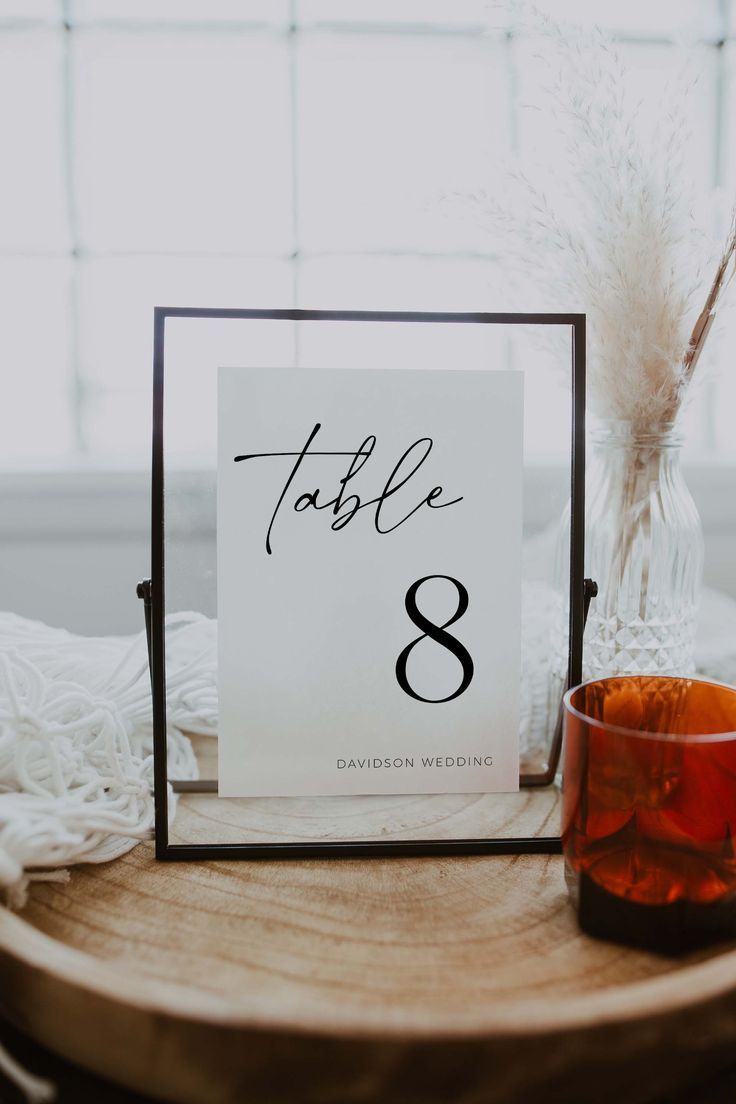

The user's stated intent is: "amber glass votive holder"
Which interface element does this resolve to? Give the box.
[562,676,736,954]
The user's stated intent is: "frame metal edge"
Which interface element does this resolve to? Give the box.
[150,308,586,860]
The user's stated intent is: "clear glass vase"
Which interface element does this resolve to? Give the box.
[582,420,703,679]
[582,419,706,675]
[538,421,704,766]
[529,417,701,763]
[527,421,705,768]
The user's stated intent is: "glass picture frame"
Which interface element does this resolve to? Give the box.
[140,307,588,861]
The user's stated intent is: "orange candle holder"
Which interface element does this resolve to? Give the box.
[562,675,736,953]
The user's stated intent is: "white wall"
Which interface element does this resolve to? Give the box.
[1,466,734,637]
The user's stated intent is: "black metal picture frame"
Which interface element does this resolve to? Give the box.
[140,307,588,861]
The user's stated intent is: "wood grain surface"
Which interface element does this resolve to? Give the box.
[170,734,562,844]
[3,774,736,1103]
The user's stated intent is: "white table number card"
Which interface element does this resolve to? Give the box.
[217,367,523,798]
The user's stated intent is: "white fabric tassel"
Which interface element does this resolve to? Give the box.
[0,612,216,906]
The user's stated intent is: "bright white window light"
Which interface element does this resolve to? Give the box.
[0,0,731,469]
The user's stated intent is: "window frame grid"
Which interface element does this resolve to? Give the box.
[0,0,731,463]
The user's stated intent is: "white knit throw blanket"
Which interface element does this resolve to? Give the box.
[0,610,216,908]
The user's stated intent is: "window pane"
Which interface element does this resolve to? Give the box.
[513,37,717,205]
[710,299,736,459]
[298,31,510,252]
[0,260,74,466]
[298,1,503,29]
[71,0,288,24]
[715,43,736,456]
[300,254,503,311]
[300,1,719,36]
[78,256,294,464]
[79,255,294,391]
[299,256,572,460]
[722,43,736,201]
[73,30,293,253]
[619,41,716,202]
[523,0,719,36]
[0,30,69,251]
[0,0,59,20]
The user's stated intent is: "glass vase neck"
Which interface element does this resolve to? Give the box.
[590,419,683,450]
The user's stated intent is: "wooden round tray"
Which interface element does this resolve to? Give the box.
[3,797,736,1104]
